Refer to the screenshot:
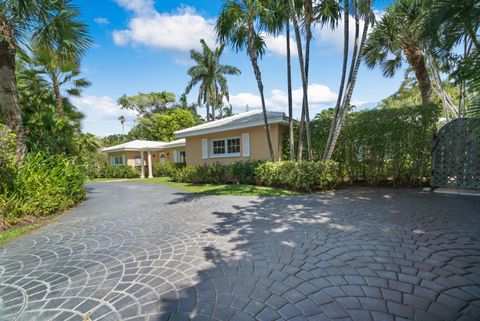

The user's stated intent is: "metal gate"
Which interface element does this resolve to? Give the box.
[431,118,480,190]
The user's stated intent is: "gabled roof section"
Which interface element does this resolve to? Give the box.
[101,139,186,153]
[174,110,288,138]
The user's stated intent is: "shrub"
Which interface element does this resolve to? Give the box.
[154,162,185,177]
[255,161,339,191]
[84,151,109,178]
[0,125,17,194]
[1,153,86,221]
[102,165,140,179]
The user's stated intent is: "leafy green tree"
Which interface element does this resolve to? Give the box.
[128,108,198,142]
[0,0,91,162]
[363,0,432,105]
[216,0,275,160]
[185,39,240,121]
[118,92,176,117]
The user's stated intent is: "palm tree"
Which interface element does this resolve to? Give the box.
[27,48,91,116]
[324,0,374,160]
[185,39,240,122]
[217,0,275,160]
[363,0,432,106]
[0,0,91,162]
[118,116,126,135]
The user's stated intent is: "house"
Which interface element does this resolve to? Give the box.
[174,110,289,166]
[101,139,186,178]
[102,110,289,177]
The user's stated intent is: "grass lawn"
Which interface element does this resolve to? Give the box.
[128,177,300,196]
[0,224,40,246]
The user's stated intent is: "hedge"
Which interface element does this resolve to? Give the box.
[170,160,339,192]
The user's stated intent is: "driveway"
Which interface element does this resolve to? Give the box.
[0,183,479,321]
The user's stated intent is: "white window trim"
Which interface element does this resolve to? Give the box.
[110,155,124,166]
[210,137,241,158]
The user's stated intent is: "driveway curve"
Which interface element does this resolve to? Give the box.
[0,182,479,321]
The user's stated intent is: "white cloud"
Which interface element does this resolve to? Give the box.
[71,95,137,136]
[94,17,110,26]
[112,5,216,52]
[229,83,338,116]
[264,34,298,57]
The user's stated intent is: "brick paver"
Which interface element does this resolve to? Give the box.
[0,183,479,321]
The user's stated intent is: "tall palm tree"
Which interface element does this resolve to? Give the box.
[217,0,275,160]
[324,0,374,160]
[0,0,91,162]
[363,0,432,106]
[28,48,91,116]
[118,116,126,135]
[185,39,240,122]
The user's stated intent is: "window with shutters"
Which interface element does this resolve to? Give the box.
[211,137,241,157]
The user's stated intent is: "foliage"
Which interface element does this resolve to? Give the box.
[286,104,441,186]
[169,160,338,191]
[255,161,339,191]
[84,151,109,179]
[154,162,186,177]
[118,92,176,117]
[101,166,140,179]
[127,108,199,141]
[0,153,86,221]
[185,39,240,121]
[0,125,18,194]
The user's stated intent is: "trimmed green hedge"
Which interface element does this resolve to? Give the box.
[170,160,339,192]
[102,165,140,179]
[154,162,186,177]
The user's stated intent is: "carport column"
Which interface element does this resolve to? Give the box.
[147,150,153,178]
[140,151,145,179]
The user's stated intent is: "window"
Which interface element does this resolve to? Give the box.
[179,151,186,163]
[211,137,241,157]
[111,155,124,166]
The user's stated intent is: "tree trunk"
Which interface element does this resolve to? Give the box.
[403,44,432,105]
[324,0,349,161]
[286,18,295,161]
[0,15,26,163]
[206,103,210,122]
[324,2,370,161]
[52,75,64,116]
[304,0,313,161]
[291,2,308,161]
[248,29,274,161]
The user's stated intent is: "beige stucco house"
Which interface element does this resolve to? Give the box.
[174,110,289,166]
[102,110,289,177]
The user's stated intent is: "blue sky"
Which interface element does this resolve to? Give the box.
[73,0,400,136]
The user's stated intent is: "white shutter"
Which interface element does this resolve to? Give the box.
[173,150,178,163]
[109,156,114,166]
[202,139,208,159]
[242,133,250,157]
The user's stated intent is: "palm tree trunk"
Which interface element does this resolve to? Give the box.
[324,2,370,161]
[403,44,432,105]
[290,3,308,161]
[286,18,294,161]
[324,0,349,161]
[248,30,274,161]
[52,75,64,116]
[304,0,313,161]
[206,103,210,122]
[0,15,26,163]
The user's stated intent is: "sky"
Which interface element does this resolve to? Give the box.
[73,0,401,136]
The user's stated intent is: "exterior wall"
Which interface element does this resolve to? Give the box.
[185,124,287,166]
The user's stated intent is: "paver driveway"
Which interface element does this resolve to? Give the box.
[0,183,479,321]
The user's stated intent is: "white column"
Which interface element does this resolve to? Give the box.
[147,150,153,178]
[140,151,145,179]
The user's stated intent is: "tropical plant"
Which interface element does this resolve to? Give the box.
[118,92,176,117]
[118,115,126,135]
[363,0,432,105]
[185,39,240,121]
[216,0,275,160]
[0,0,91,162]
[323,0,374,160]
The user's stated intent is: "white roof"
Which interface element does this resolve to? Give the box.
[101,139,186,153]
[175,110,288,138]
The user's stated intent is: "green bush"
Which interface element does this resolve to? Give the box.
[154,162,186,177]
[102,165,140,179]
[285,104,440,186]
[84,151,109,178]
[1,152,86,221]
[0,125,17,194]
[255,161,339,191]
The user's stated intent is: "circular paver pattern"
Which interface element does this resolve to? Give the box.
[0,183,479,321]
